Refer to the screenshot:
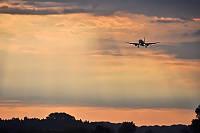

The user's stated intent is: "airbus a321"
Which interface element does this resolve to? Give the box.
[126,38,159,48]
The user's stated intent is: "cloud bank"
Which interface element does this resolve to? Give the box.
[0,0,200,18]
[153,41,200,59]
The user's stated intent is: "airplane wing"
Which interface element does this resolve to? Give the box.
[126,42,139,45]
[145,42,160,45]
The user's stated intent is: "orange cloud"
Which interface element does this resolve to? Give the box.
[0,13,199,114]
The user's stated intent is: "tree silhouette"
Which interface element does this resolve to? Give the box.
[195,105,200,119]
[191,105,200,133]
[0,112,191,133]
[46,112,75,121]
[118,121,136,133]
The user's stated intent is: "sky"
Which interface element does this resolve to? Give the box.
[0,0,200,126]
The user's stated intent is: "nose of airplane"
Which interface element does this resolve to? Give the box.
[139,39,143,43]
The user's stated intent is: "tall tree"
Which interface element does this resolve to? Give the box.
[195,105,200,119]
[191,105,200,133]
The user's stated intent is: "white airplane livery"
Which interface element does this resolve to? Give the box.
[126,38,159,48]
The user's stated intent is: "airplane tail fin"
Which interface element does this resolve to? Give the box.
[144,37,145,43]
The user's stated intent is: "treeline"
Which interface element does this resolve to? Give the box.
[0,105,199,133]
[0,112,135,133]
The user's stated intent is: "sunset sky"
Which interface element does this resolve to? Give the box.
[0,0,200,126]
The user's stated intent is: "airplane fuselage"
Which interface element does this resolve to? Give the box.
[137,39,148,47]
[139,39,145,46]
[126,37,159,48]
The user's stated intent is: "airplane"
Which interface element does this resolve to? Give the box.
[126,38,159,48]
